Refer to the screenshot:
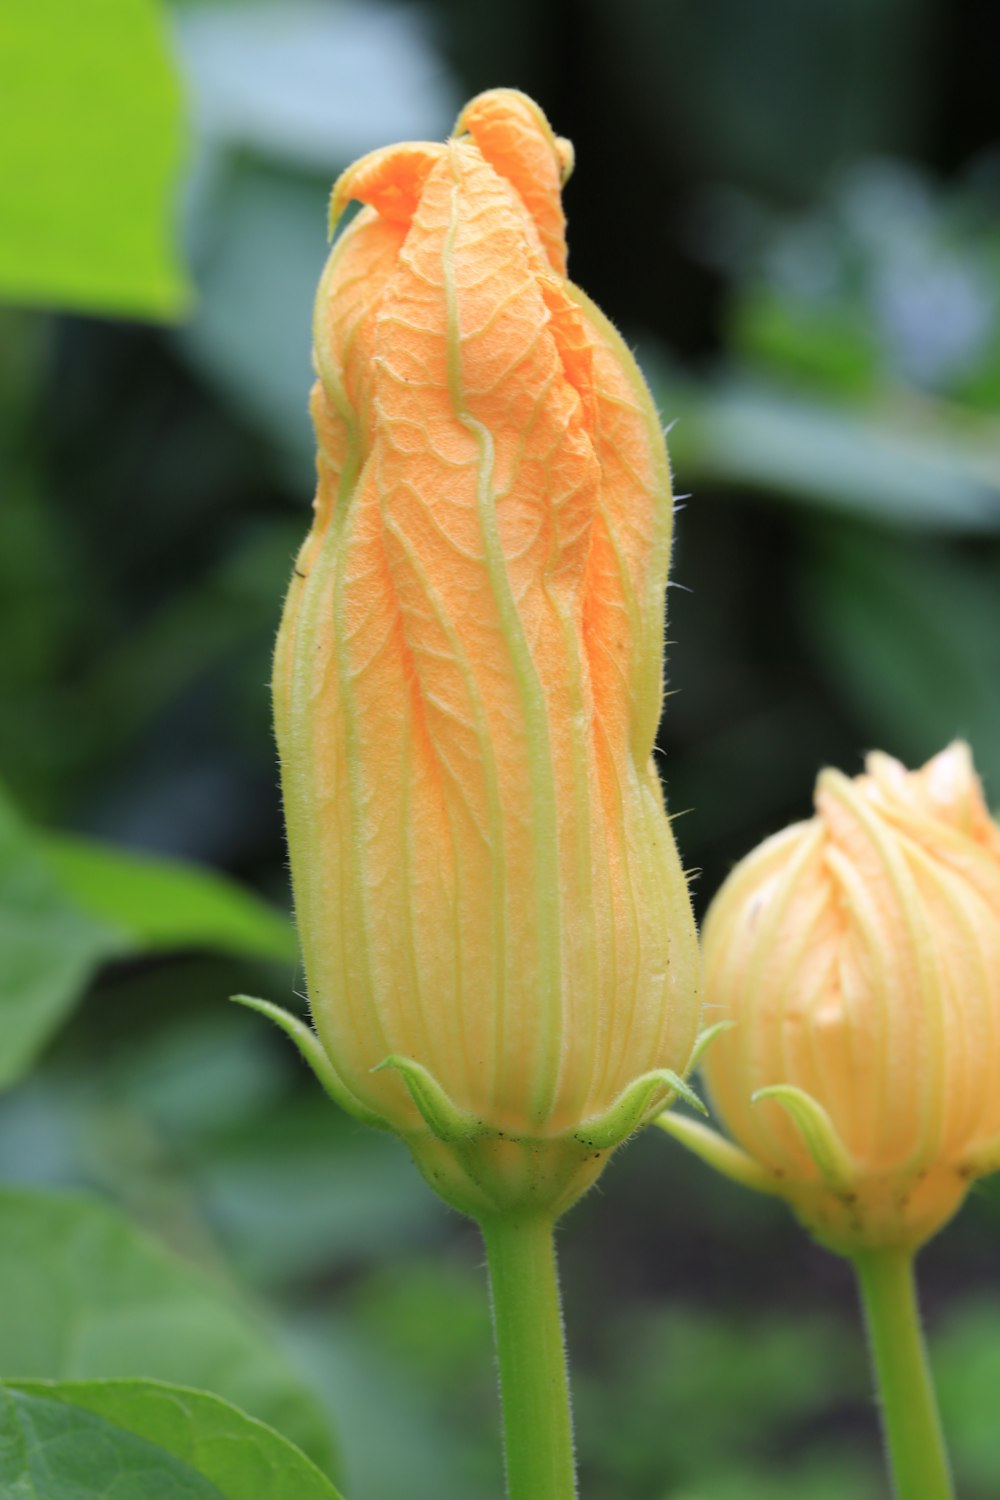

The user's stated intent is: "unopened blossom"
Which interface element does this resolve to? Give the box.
[268,88,701,1216]
[699,743,1000,1252]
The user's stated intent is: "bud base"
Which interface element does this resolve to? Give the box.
[407,1128,610,1220]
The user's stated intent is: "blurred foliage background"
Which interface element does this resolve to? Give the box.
[2,0,1000,1496]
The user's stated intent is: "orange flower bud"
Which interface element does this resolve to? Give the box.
[259,90,701,1218]
[690,743,1000,1253]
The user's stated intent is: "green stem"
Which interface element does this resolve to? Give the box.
[480,1213,577,1500]
[852,1247,954,1500]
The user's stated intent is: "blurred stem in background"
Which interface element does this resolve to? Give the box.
[854,1248,954,1500]
[481,1214,577,1500]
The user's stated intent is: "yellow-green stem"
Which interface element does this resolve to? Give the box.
[852,1246,954,1500]
[480,1213,577,1500]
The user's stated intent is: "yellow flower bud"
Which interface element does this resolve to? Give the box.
[694,743,1000,1254]
[259,89,701,1218]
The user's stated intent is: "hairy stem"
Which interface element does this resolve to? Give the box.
[480,1212,577,1500]
[853,1246,954,1500]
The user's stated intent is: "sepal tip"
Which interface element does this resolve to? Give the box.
[752,1084,858,1195]
[373,1055,486,1143]
[575,1068,706,1152]
[231,994,385,1129]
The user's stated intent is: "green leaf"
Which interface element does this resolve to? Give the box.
[0,0,191,319]
[0,1384,221,1500]
[0,787,127,1094]
[936,1299,1000,1493]
[173,1,457,169]
[0,1188,336,1477]
[171,5,457,471]
[665,377,1000,532]
[179,159,326,477]
[0,776,297,1093]
[2,1379,344,1500]
[730,286,881,398]
[804,527,1000,796]
[291,1310,494,1500]
[44,836,298,965]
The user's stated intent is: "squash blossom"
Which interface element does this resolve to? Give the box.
[670,743,1000,1254]
[252,89,702,1220]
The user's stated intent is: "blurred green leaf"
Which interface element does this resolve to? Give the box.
[0,1008,445,1289]
[173,1,457,475]
[181,159,326,475]
[175,0,457,169]
[666,1453,880,1500]
[290,1310,497,1500]
[0,0,191,319]
[729,287,881,397]
[0,772,295,1093]
[355,1258,492,1391]
[191,1091,443,1287]
[712,158,1000,406]
[0,1188,337,1475]
[2,1379,343,1500]
[43,832,297,964]
[934,1296,1000,1497]
[575,1295,873,1497]
[804,526,1000,793]
[0,786,126,1094]
[667,379,1000,531]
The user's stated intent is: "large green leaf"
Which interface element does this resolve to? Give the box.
[43,833,297,965]
[0,779,297,1093]
[0,788,127,1094]
[0,1188,336,1476]
[0,1384,219,1499]
[2,1380,343,1500]
[0,0,190,319]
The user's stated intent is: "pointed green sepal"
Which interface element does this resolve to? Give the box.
[686,1019,735,1074]
[661,1069,709,1117]
[654,1111,782,1197]
[231,994,385,1129]
[753,1084,858,1194]
[574,1068,707,1152]
[373,1055,486,1143]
